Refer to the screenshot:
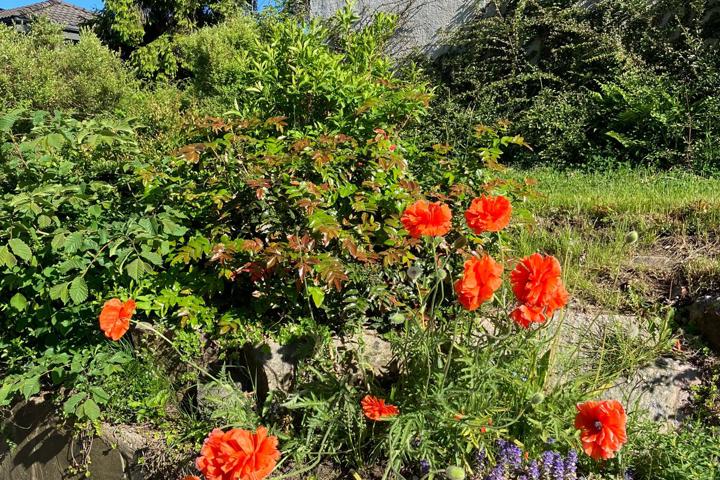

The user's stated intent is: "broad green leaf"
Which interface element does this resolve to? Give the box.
[0,381,15,406]
[51,233,66,251]
[81,398,101,421]
[126,258,146,280]
[63,392,86,415]
[90,386,110,404]
[307,286,325,308]
[140,250,163,266]
[49,282,70,303]
[10,293,28,311]
[8,238,32,261]
[69,277,88,304]
[46,133,66,150]
[58,258,84,274]
[64,232,84,254]
[38,215,52,228]
[0,246,17,268]
[21,376,41,400]
[0,109,21,133]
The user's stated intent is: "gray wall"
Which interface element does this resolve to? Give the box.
[310,0,476,56]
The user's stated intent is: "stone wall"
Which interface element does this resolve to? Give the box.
[309,0,476,56]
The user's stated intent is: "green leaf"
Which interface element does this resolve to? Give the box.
[90,386,110,404]
[307,286,325,308]
[69,277,88,305]
[0,246,17,268]
[81,398,101,421]
[58,258,85,274]
[46,133,66,150]
[63,392,86,415]
[49,282,70,304]
[126,258,146,280]
[140,250,163,266]
[51,233,66,251]
[21,376,41,400]
[38,215,52,228]
[0,381,15,406]
[8,238,32,261]
[64,232,84,254]
[0,109,21,133]
[10,293,28,311]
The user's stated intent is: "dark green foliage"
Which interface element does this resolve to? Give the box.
[94,0,254,54]
[425,0,720,171]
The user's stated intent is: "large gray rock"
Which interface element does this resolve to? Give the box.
[603,357,700,430]
[0,394,127,480]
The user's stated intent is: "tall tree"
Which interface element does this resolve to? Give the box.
[95,0,255,54]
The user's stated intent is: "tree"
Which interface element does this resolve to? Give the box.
[95,0,255,55]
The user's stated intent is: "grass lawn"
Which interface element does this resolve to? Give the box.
[508,168,720,313]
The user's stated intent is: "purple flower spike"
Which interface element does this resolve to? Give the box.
[565,450,578,480]
[551,453,565,480]
[484,464,505,480]
[526,460,540,480]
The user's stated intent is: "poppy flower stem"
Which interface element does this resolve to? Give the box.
[133,321,220,383]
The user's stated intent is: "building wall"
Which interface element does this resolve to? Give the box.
[310,0,476,56]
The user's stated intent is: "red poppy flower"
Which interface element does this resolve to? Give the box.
[510,254,568,311]
[361,395,399,420]
[464,195,512,233]
[575,400,627,460]
[454,255,503,311]
[182,477,201,480]
[510,304,556,328]
[99,298,136,341]
[401,200,452,238]
[195,427,280,480]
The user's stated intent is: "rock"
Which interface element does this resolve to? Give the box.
[684,294,720,351]
[240,339,305,401]
[603,357,700,430]
[332,328,395,378]
[99,424,149,480]
[0,394,128,480]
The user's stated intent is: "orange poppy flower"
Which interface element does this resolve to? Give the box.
[195,427,280,480]
[510,304,553,329]
[510,254,568,311]
[464,195,512,234]
[575,400,627,460]
[401,200,452,238]
[182,477,201,480]
[454,255,503,311]
[99,298,136,341]
[361,395,399,420]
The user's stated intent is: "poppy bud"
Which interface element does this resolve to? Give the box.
[530,392,545,405]
[437,269,448,280]
[390,313,405,325]
[624,231,638,245]
[453,236,467,249]
[445,466,466,480]
[407,265,422,281]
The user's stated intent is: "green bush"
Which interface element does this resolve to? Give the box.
[425,0,720,171]
[0,19,136,115]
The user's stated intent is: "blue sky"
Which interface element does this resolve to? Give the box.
[1,0,274,11]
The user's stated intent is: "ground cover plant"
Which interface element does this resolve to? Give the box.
[1,3,719,480]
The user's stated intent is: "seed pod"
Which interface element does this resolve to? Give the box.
[624,231,638,245]
[445,466,466,480]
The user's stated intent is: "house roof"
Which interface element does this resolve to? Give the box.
[0,0,94,33]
